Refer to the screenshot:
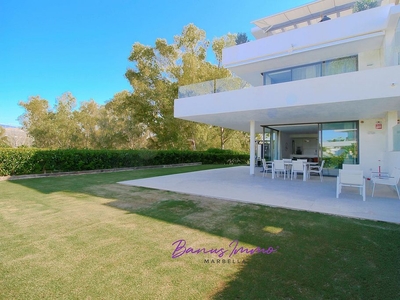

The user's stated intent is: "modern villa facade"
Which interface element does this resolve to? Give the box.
[174,0,400,176]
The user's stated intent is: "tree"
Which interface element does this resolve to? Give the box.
[74,100,101,149]
[235,32,249,45]
[211,33,250,150]
[19,92,82,149]
[19,96,54,148]
[0,126,10,147]
[353,0,378,12]
[51,92,80,148]
[125,24,231,150]
[99,91,149,149]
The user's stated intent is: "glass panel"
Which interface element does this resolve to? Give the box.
[263,56,358,86]
[265,69,292,85]
[321,122,358,175]
[263,128,279,161]
[393,124,400,151]
[292,63,321,81]
[178,80,214,98]
[323,56,357,76]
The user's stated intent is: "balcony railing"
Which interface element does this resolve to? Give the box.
[178,77,252,99]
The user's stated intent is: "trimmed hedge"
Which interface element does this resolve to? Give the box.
[0,149,249,176]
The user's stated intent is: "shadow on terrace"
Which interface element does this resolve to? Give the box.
[7,166,400,299]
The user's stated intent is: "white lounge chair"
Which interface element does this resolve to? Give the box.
[371,168,400,199]
[336,169,366,201]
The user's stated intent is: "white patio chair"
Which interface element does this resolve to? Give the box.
[273,160,287,180]
[336,169,366,201]
[291,160,305,180]
[282,158,292,176]
[371,168,400,199]
[343,164,361,170]
[308,160,325,181]
[261,159,272,178]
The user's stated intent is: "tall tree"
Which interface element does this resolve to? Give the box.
[125,24,228,150]
[235,32,249,45]
[101,91,149,149]
[0,126,10,147]
[19,92,80,149]
[211,33,250,150]
[74,100,101,148]
[51,92,80,148]
[19,96,54,148]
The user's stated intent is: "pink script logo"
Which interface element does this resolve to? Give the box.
[171,239,278,259]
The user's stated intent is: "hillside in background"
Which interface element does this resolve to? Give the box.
[0,125,33,147]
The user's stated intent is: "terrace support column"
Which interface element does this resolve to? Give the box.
[387,111,398,151]
[250,121,255,175]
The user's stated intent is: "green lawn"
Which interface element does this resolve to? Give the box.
[0,165,399,299]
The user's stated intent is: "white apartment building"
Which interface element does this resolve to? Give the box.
[175,0,400,176]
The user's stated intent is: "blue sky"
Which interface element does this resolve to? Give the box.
[0,0,310,127]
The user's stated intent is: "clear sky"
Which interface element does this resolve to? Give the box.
[0,0,310,127]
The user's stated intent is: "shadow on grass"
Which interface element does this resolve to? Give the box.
[7,166,400,299]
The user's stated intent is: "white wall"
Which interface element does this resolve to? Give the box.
[359,118,388,174]
[358,49,382,70]
[223,5,391,74]
[359,111,400,175]
[387,151,400,171]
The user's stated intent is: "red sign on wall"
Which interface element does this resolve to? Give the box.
[375,122,382,130]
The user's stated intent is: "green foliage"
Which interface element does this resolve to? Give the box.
[17,24,250,152]
[323,155,345,169]
[235,32,249,45]
[0,127,10,148]
[0,149,248,176]
[353,0,378,12]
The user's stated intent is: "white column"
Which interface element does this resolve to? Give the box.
[387,111,398,151]
[250,121,255,175]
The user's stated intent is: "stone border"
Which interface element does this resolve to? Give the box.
[0,162,202,181]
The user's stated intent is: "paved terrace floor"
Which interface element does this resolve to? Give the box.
[118,166,400,224]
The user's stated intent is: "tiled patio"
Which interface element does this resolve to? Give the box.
[118,166,400,224]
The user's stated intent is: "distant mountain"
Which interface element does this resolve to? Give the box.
[0,124,20,129]
[1,126,33,147]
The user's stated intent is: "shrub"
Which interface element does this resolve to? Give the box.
[0,149,249,176]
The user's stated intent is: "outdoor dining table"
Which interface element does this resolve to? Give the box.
[271,161,319,181]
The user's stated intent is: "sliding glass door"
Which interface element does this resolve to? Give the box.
[320,122,358,175]
[263,127,279,161]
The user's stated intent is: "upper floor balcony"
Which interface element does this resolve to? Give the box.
[223,4,400,86]
[175,64,400,132]
[178,4,400,99]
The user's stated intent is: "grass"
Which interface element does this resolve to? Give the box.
[0,164,399,299]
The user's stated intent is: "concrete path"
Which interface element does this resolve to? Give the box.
[119,166,400,224]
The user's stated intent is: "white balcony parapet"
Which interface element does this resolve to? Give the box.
[178,77,252,99]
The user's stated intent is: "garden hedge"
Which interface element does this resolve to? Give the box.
[0,148,249,176]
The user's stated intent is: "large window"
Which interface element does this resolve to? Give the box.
[263,56,358,85]
[321,121,358,172]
